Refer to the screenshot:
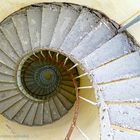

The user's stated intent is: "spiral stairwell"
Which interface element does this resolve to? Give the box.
[0,3,139,140]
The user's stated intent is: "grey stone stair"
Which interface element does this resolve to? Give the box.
[34,103,44,125]
[91,51,140,84]
[0,62,15,76]
[0,73,15,82]
[60,85,75,95]
[61,80,74,87]
[53,96,68,116]
[41,4,60,48]
[57,93,73,110]
[43,101,53,124]
[0,4,139,139]
[0,19,24,56]
[50,5,80,50]
[23,102,38,126]
[27,6,42,49]
[0,94,22,113]
[14,100,33,124]
[60,8,100,53]
[82,33,134,71]
[0,89,19,101]
[0,49,16,70]
[98,77,140,102]
[0,83,16,91]
[0,31,19,61]
[12,10,32,52]
[108,104,140,131]
[59,88,76,103]
[113,130,140,140]
[71,19,117,60]
[49,97,61,121]
[3,97,28,120]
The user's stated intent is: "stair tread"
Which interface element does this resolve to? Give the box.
[60,8,100,53]
[0,73,15,82]
[71,19,116,60]
[33,102,43,125]
[43,101,53,124]
[0,50,16,70]
[27,6,42,49]
[57,93,73,110]
[41,4,60,48]
[12,10,32,52]
[0,94,22,113]
[113,129,140,140]
[108,104,140,131]
[50,5,79,49]
[0,31,19,61]
[91,51,140,84]
[0,19,24,56]
[53,96,67,116]
[0,83,16,91]
[82,33,134,71]
[3,97,28,119]
[60,84,75,93]
[0,62,15,76]
[23,102,38,126]
[98,77,140,102]
[14,100,33,124]
[49,97,60,121]
[0,89,19,101]
[59,88,76,103]
[61,80,74,87]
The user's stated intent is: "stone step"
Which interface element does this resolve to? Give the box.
[0,50,16,70]
[43,101,53,124]
[0,62,15,76]
[57,93,73,110]
[49,97,60,121]
[60,84,75,94]
[108,104,140,131]
[14,100,33,124]
[0,89,19,102]
[91,51,140,84]
[0,30,19,61]
[113,130,140,140]
[61,80,74,87]
[82,33,134,71]
[27,6,42,49]
[50,4,79,50]
[0,19,24,56]
[23,102,38,126]
[53,96,68,116]
[3,97,28,119]
[98,77,140,102]
[60,8,100,53]
[0,94,22,113]
[41,4,60,48]
[59,88,76,103]
[71,19,116,60]
[0,83,16,91]
[0,73,15,82]
[12,10,32,52]
[33,103,44,125]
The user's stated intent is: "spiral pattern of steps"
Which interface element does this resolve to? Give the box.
[0,50,79,126]
[0,3,140,140]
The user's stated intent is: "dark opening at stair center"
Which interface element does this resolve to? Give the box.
[19,50,79,101]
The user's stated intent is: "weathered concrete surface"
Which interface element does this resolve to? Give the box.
[0,1,139,140]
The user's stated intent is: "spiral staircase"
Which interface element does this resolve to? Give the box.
[0,3,140,140]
